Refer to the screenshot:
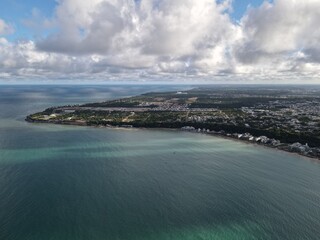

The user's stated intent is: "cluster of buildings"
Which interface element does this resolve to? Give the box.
[181,126,320,159]
[241,99,320,134]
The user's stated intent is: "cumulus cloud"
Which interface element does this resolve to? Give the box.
[235,0,320,71]
[36,0,238,74]
[1,0,320,82]
[0,38,150,80]
[0,39,82,78]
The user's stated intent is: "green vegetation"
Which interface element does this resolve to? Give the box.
[26,86,320,148]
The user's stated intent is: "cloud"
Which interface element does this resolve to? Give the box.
[36,0,238,73]
[1,0,320,82]
[0,19,14,35]
[0,39,90,78]
[0,38,151,80]
[236,0,320,67]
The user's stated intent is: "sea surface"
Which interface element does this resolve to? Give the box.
[0,85,320,240]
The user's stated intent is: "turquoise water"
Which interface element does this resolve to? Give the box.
[0,85,320,240]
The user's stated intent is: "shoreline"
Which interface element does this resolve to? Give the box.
[25,117,320,161]
[206,131,320,162]
[182,129,320,162]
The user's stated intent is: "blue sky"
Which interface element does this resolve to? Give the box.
[230,0,271,20]
[0,0,56,41]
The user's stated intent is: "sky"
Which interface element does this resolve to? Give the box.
[0,0,319,84]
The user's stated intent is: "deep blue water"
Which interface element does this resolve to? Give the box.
[0,85,320,240]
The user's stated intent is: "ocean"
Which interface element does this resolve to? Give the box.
[0,85,319,240]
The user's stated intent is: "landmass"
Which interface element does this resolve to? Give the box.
[26,85,320,160]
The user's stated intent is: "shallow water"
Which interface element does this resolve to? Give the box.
[0,85,319,240]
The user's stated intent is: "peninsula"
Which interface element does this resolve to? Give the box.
[26,86,320,159]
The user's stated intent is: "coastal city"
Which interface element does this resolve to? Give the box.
[27,86,320,159]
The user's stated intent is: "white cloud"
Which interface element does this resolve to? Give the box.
[0,40,89,78]
[236,0,320,70]
[0,0,320,82]
[0,38,149,80]
[35,0,238,73]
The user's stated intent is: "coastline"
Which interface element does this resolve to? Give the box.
[206,131,320,163]
[181,129,320,162]
[25,117,320,161]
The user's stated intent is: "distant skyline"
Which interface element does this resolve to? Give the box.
[0,0,319,83]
